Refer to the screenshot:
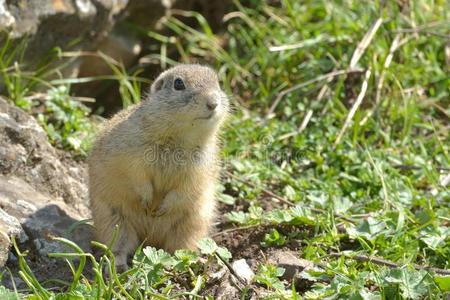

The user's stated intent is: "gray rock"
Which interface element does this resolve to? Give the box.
[0,97,88,210]
[214,274,241,300]
[268,250,314,281]
[1,0,128,62]
[0,0,14,30]
[0,98,91,266]
[0,175,92,264]
[123,0,172,30]
[231,259,254,284]
[0,229,9,266]
[0,208,28,243]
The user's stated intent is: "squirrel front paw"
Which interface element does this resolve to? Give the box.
[149,205,168,217]
[135,183,154,207]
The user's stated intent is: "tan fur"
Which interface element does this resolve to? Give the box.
[88,64,229,268]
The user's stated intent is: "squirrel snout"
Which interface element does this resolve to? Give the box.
[206,98,218,111]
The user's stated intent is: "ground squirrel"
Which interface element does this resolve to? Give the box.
[88,64,229,269]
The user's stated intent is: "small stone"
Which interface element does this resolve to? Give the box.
[8,251,17,262]
[210,267,228,281]
[0,229,10,266]
[0,0,15,30]
[232,258,255,284]
[268,250,314,280]
[75,0,97,17]
[440,173,450,187]
[215,277,240,300]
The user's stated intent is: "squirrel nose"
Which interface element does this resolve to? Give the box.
[206,98,218,111]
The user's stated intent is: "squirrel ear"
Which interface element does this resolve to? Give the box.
[151,78,164,93]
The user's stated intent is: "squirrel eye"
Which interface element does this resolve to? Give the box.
[174,78,186,90]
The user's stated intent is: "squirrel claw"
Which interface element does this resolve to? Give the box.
[149,205,167,217]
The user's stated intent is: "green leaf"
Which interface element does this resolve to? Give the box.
[197,238,218,255]
[300,267,331,282]
[261,229,286,247]
[174,249,199,272]
[67,136,82,150]
[142,247,176,267]
[218,193,236,205]
[333,196,353,214]
[255,263,286,292]
[382,268,432,299]
[216,246,232,262]
[346,217,387,241]
[419,226,448,250]
[174,249,198,261]
[306,191,328,208]
[435,275,450,292]
[225,211,250,224]
[0,286,20,300]
[290,206,315,225]
[266,209,293,224]
[283,185,297,201]
[354,289,381,300]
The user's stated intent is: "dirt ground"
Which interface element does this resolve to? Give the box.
[3,195,312,297]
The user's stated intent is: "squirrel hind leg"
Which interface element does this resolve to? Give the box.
[163,215,210,253]
[92,201,139,271]
[110,217,139,271]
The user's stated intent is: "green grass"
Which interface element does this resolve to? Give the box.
[1,0,449,299]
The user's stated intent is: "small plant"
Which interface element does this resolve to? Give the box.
[37,85,96,155]
[5,236,236,299]
[261,229,286,248]
[0,34,56,109]
[255,263,286,292]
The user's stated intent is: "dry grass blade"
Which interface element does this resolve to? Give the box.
[349,18,383,69]
[262,6,289,26]
[360,34,412,125]
[298,109,313,133]
[429,101,450,119]
[277,84,329,141]
[277,109,313,141]
[24,93,96,103]
[375,34,402,104]
[269,36,325,52]
[269,35,350,52]
[334,68,372,146]
[330,252,450,275]
[267,69,363,118]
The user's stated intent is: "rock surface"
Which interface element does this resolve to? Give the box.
[0,97,88,207]
[0,97,90,267]
[0,0,14,30]
[214,276,241,300]
[1,0,128,62]
[268,250,314,281]
[0,176,92,258]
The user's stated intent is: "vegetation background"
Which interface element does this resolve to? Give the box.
[0,0,449,299]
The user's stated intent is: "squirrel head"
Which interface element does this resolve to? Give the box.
[141,64,229,144]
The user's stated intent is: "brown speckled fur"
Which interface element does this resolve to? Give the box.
[88,64,229,268]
